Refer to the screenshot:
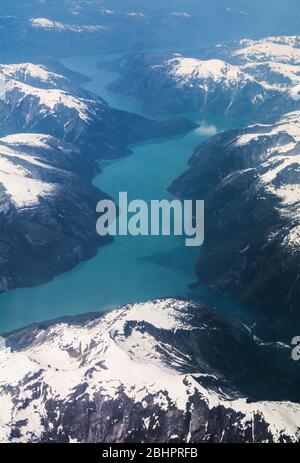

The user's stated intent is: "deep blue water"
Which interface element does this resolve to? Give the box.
[0,54,254,333]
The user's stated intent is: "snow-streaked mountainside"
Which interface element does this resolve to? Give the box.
[0,64,72,91]
[0,62,195,159]
[169,111,300,320]
[105,52,274,116]
[218,36,300,65]
[0,132,91,207]
[105,36,300,118]
[0,133,111,292]
[233,111,300,211]
[1,298,300,443]
[169,57,248,83]
[0,64,110,156]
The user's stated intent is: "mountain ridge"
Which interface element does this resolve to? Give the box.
[1,298,300,443]
[103,36,300,119]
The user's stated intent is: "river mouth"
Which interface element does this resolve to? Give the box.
[0,53,257,333]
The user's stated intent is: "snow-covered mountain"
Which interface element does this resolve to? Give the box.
[0,63,124,158]
[104,36,300,118]
[0,133,111,292]
[1,298,300,443]
[216,36,300,65]
[0,64,73,92]
[169,111,300,320]
[105,52,274,116]
[0,62,195,159]
[209,36,300,111]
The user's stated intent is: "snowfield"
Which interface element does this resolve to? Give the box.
[0,136,59,208]
[233,111,300,211]
[0,63,70,89]
[230,36,300,65]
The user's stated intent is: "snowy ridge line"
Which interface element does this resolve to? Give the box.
[107,34,300,116]
[0,63,70,89]
[4,79,94,123]
[232,110,300,211]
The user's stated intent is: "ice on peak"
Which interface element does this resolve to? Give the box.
[169,56,246,80]
[30,18,65,30]
[231,36,300,64]
[0,63,64,84]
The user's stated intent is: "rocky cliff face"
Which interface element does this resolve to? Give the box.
[104,35,300,120]
[1,298,300,443]
[169,111,300,321]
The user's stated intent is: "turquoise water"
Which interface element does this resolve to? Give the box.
[0,54,253,333]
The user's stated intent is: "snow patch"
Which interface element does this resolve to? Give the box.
[289,83,300,101]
